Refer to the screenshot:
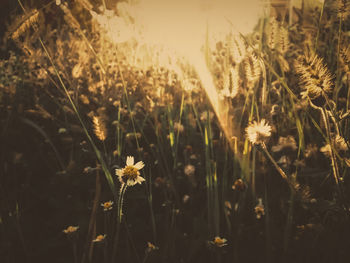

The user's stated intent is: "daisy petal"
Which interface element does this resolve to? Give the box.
[126,156,134,166]
[134,161,145,170]
[137,176,146,184]
[127,180,136,186]
[116,169,123,177]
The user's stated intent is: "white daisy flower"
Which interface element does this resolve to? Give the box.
[116,156,145,186]
[245,119,272,145]
[93,234,106,243]
[210,236,228,247]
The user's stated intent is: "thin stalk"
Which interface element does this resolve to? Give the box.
[315,0,325,51]
[320,108,340,185]
[260,143,288,181]
[336,17,343,85]
[251,146,256,200]
[147,169,157,243]
[264,177,272,263]
[15,203,29,261]
[81,166,101,263]
[283,174,297,255]
[213,162,220,236]
[124,220,141,263]
[73,242,78,263]
[190,97,204,138]
[173,92,185,167]
[111,184,127,263]
[103,213,108,263]
[222,143,231,234]
[205,126,213,236]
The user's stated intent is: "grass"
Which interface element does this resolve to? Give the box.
[1,0,350,262]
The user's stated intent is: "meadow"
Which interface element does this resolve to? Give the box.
[1,0,350,262]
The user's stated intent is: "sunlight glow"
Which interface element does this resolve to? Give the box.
[91,0,265,154]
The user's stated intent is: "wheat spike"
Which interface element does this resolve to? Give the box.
[278,26,289,55]
[336,0,350,19]
[10,9,39,41]
[267,17,279,51]
[93,116,108,141]
[245,53,261,87]
[294,53,334,108]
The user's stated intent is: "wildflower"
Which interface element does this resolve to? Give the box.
[277,155,291,168]
[200,111,214,122]
[125,132,142,141]
[270,104,280,117]
[182,78,199,92]
[93,234,106,243]
[80,94,90,104]
[154,177,166,188]
[183,195,190,203]
[320,135,348,157]
[305,144,319,159]
[184,164,195,177]
[232,179,247,191]
[189,154,197,160]
[245,119,272,145]
[271,136,297,153]
[58,128,67,134]
[254,198,265,219]
[63,226,79,234]
[146,242,159,253]
[174,122,184,133]
[116,156,145,186]
[234,202,239,212]
[210,236,228,248]
[184,145,193,153]
[225,201,232,210]
[101,201,114,211]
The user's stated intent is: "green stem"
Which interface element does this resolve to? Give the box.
[252,146,256,201]
[320,108,340,185]
[73,242,78,263]
[260,143,288,181]
[315,0,325,52]
[111,184,127,263]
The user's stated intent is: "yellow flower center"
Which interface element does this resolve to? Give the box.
[63,226,78,234]
[214,237,225,245]
[104,202,112,208]
[122,166,139,182]
[96,235,104,241]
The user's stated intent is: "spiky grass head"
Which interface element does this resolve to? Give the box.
[92,115,108,141]
[335,0,350,20]
[294,54,334,109]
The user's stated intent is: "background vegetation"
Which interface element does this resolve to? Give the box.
[1,0,350,262]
